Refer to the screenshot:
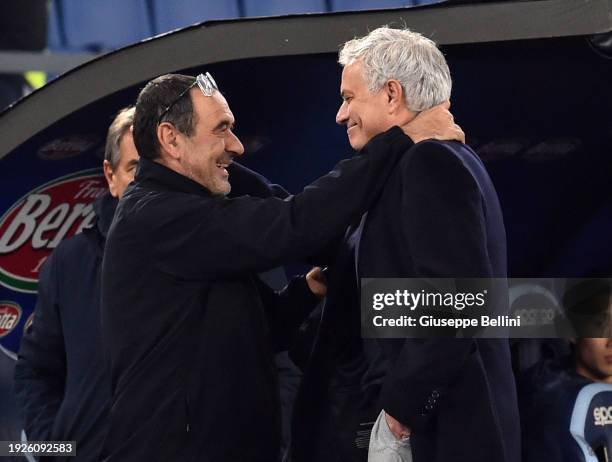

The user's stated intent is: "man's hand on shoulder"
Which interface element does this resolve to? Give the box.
[402,101,465,144]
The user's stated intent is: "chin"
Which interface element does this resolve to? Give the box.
[349,139,365,151]
[348,132,369,151]
[213,182,231,197]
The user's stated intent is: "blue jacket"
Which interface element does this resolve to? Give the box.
[519,355,605,462]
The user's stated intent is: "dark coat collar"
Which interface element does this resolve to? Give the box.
[136,157,213,198]
[83,191,117,256]
[93,191,117,240]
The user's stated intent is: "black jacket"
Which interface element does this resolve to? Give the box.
[15,193,116,462]
[291,139,521,462]
[99,128,413,461]
[13,163,307,462]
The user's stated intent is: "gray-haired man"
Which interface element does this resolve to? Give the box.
[289,27,520,462]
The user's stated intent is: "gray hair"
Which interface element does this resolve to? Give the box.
[104,106,135,168]
[338,26,451,112]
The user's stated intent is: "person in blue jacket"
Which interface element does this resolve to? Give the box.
[520,280,612,462]
[519,338,612,462]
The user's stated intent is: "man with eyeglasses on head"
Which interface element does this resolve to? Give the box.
[99,72,463,462]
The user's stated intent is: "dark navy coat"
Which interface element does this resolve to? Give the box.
[15,193,116,462]
[291,139,521,462]
[519,355,609,462]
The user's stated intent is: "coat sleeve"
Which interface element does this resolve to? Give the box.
[268,171,345,267]
[266,172,343,267]
[379,141,491,430]
[152,127,414,278]
[14,251,67,441]
[226,160,291,200]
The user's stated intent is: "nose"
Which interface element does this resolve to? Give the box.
[227,130,244,157]
[336,101,349,125]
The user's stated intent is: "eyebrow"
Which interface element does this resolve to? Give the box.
[213,118,235,131]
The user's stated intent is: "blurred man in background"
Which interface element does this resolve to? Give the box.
[14,107,139,462]
[520,279,612,462]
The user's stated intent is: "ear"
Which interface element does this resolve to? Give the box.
[384,79,405,112]
[157,122,182,161]
[103,159,119,198]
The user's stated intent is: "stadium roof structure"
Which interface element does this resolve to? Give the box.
[0,0,611,159]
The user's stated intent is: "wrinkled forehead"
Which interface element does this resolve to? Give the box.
[191,89,235,125]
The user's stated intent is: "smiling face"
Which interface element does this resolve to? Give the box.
[179,89,244,195]
[336,60,395,151]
